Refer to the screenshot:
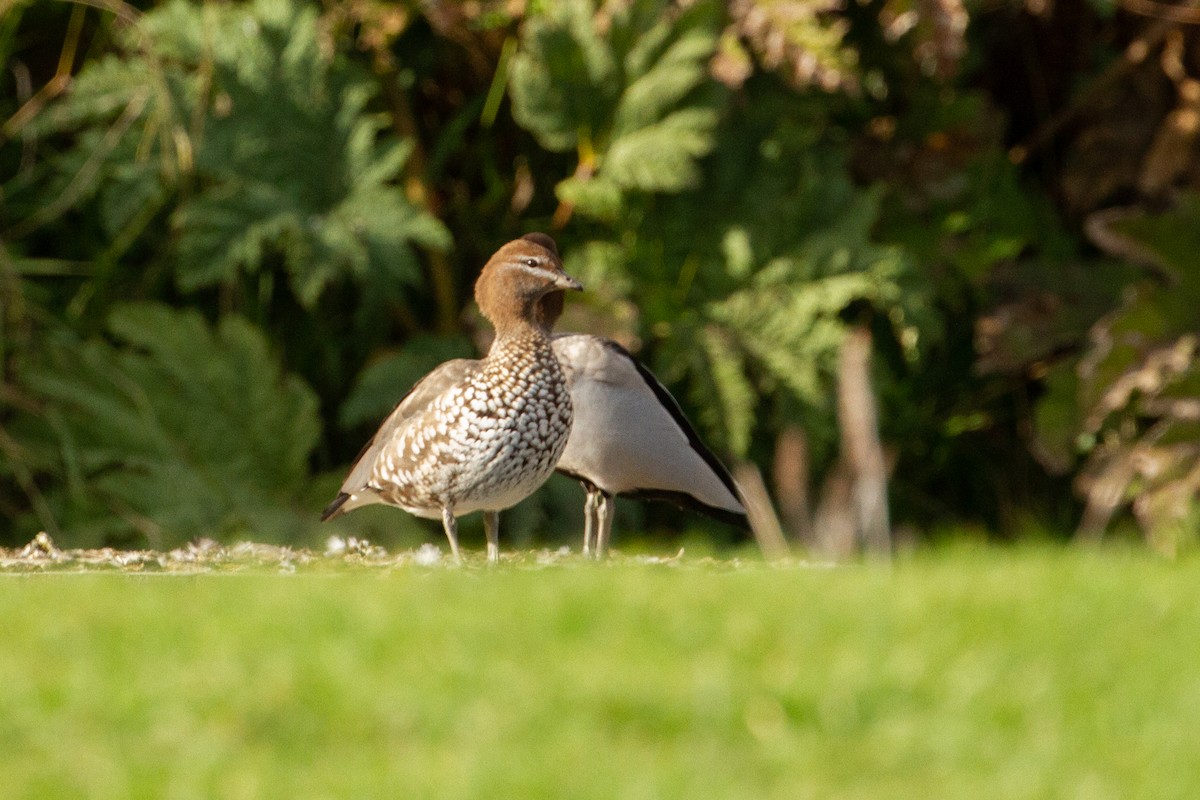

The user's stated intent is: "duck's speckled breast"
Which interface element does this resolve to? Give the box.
[370,331,572,516]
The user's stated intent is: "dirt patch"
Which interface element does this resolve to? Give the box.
[0,532,705,573]
[0,531,462,573]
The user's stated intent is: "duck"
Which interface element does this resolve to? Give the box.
[547,307,747,559]
[320,233,582,562]
[525,239,745,557]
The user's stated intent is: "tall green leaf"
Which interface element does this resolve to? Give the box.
[510,0,723,218]
[28,0,449,308]
[10,303,322,547]
[565,97,929,457]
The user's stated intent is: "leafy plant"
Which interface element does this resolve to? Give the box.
[509,0,724,220]
[8,303,322,548]
[5,0,1197,553]
[555,92,929,461]
[1035,198,1200,553]
[720,0,859,92]
[24,0,448,309]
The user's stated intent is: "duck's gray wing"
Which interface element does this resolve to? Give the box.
[320,358,480,521]
[552,334,747,527]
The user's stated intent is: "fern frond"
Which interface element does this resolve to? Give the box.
[701,325,756,457]
[13,304,322,546]
[510,0,722,216]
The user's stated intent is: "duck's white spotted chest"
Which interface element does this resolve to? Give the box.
[370,331,572,515]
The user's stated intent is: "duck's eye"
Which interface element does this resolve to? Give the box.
[524,258,539,267]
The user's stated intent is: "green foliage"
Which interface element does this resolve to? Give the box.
[338,335,476,429]
[167,0,449,304]
[699,325,757,456]
[1033,198,1200,552]
[9,303,321,547]
[26,0,448,307]
[3,0,1194,549]
[723,0,861,92]
[558,98,928,458]
[510,0,723,219]
[473,0,921,468]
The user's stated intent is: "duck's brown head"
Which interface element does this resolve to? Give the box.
[474,232,581,332]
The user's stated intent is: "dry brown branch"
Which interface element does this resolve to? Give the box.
[1075,446,1137,542]
[812,457,856,558]
[772,425,814,544]
[1122,0,1200,24]
[1138,32,1200,194]
[1011,0,1200,164]
[1,3,89,143]
[733,462,792,560]
[837,326,892,558]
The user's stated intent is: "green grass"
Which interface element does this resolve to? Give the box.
[2,547,1198,799]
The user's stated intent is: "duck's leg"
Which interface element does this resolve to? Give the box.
[595,491,615,559]
[582,487,598,558]
[484,510,500,564]
[441,507,462,562]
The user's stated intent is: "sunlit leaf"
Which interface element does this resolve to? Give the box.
[510,0,722,217]
[11,304,322,547]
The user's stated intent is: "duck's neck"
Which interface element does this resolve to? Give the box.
[486,316,552,358]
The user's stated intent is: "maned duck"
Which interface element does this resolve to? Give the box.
[548,313,746,558]
[320,234,582,562]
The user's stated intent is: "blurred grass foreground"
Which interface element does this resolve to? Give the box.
[3,546,1199,799]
